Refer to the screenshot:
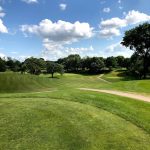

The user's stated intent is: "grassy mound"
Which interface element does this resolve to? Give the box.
[0,71,150,95]
[0,72,106,93]
[0,72,55,93]
[0,96,150,150]
[0,72,150,149]
[102,70,150,94]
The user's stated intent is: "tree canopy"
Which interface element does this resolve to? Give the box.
[46,61,64,78]
[121,23,150,78]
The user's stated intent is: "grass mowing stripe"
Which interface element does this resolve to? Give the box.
[1,98,150,150]
[24,90,149,134]
[0,72,150,149]
[1,91,149,135]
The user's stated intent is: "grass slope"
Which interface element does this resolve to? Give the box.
[102,70,150,94]
[0,71,150,94]
[0,97,150,150]
[0,72,55,93]
[0,72,150,149]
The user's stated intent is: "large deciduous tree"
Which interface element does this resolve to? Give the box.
[46,62,64,78]
[121,23,150,79]
[6,57,21,72]
[105,56,117,70]
[116,56,125,68]
[65,54,81,72]
[24,57,46,75]
[89,57,105,73]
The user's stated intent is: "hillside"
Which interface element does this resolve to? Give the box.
[0,72,150,149]
[0,72,55,93]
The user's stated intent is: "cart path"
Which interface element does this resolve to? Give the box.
[97,74,111,84]
[79,88,150,103]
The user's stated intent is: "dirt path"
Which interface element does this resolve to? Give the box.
[29,90,58,94]
[79,88,150,103]
[97,74,111,84]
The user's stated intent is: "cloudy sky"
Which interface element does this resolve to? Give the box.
[0,0,150,60]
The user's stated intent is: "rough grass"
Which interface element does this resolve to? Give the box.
[0,72,55,93]
[0,72,150,149]
[102,70,150,95]
[0,71,150,95]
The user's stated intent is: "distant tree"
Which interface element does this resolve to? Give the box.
[64,54,81,72]
[12,60,21,72]
[80,57,91,71]
[38,58,46,71]
[57,57,69,71]
[89,57,105,73]
[115,56,125,68]
[148,55,150,74]
[24,57,45,75]
[128,53,144,79]
[57,58,65,64]
[20,63,27,74]
[6,57,15,71]
[55,64,64,76]
[46,62,64,78]
[0,58,6,72]
[121,23,150,78]
[6,57,21,72]
[123,58,131,69]
[105,56,117,70]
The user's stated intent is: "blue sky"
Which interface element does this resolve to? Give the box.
[0,0,150,60]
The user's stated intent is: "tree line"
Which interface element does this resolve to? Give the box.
[0,23,150,79]
[0,57,64,78]
[0,54,148,79]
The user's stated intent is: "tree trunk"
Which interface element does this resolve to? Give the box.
[51,72,54,78]
[143,52,148,79]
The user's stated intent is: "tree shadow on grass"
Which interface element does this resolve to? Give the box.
[48,76,60,79]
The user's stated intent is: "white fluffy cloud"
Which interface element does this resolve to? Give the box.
[41,39,94,60]
[42,38,64,58]
[103,7,110,13]
[118,0,121,4]
[21,19,94,60]
[125,10,150,24]
[0,52,5,58]
[99,28,120,38]
[59,3,67,11]
[21,19,93,43]
[99,10,150,38]
[0,6,8,33]
[65,46,94,55]
[21,0,38,4]
[0,19,8,33]
[0,6,5,17]
[103,42,133,57]
[100,17,126,28]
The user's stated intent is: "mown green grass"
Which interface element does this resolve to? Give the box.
[102,70,150,95]
[0,72,150,149]
[1,96,150,150]
[0,72,56,93]
[0,72,106,93]
[1,71,150,94]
